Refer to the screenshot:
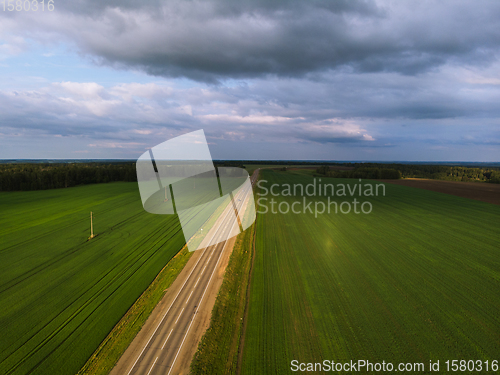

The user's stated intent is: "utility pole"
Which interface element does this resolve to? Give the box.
[164,186,168,201]
[89,211,94,239]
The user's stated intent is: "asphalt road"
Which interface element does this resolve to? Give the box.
[111,170,258,375]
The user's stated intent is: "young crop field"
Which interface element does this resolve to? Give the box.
[0,182,186,375]
[242,169,500,373]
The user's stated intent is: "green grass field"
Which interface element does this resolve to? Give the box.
[242,169,500,373]
[0,183,186,375]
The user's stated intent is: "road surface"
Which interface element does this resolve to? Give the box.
[110,170,258,375]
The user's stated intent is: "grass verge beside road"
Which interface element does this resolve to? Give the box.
[189,222,255,375]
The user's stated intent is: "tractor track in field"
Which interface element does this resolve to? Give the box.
[0,211,180,294]
[1,214,185,374]
[2,228,182,375]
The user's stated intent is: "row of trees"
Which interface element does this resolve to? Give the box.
[2,161,499,191]
[0,162,250,191]
[354,163,500,183]
[316,164,500,183]
[0,163,137,191]
[214,161,246,169]
[316,166,401,179]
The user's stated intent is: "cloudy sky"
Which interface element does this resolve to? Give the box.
[1,0,499,161]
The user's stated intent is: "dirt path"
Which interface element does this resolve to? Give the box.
[382,178,500,205]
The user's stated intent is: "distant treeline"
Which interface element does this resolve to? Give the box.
[0,163,137,191]
[2,161,499,191]
[316,164,500,183]
[0,161,250,192]
[316,166,401,179]
[213,161,246,169]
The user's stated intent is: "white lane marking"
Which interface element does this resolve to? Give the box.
[125,201,235,375]
[161,329,173,350]
[146,357,158,375]
[185,290,194,304]
[175,308,184,324]
[193,277,200,289]
[167,211,239,375]
[166,309,197,375]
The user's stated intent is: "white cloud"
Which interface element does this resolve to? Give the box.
[109,83,172,101]
[0,35,26,60]
[88,141,145,148]
[55,82,105,99]
[133,129,153,135]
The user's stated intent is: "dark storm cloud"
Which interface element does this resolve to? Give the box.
[7,0,500,82]
[56,0,378,15]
